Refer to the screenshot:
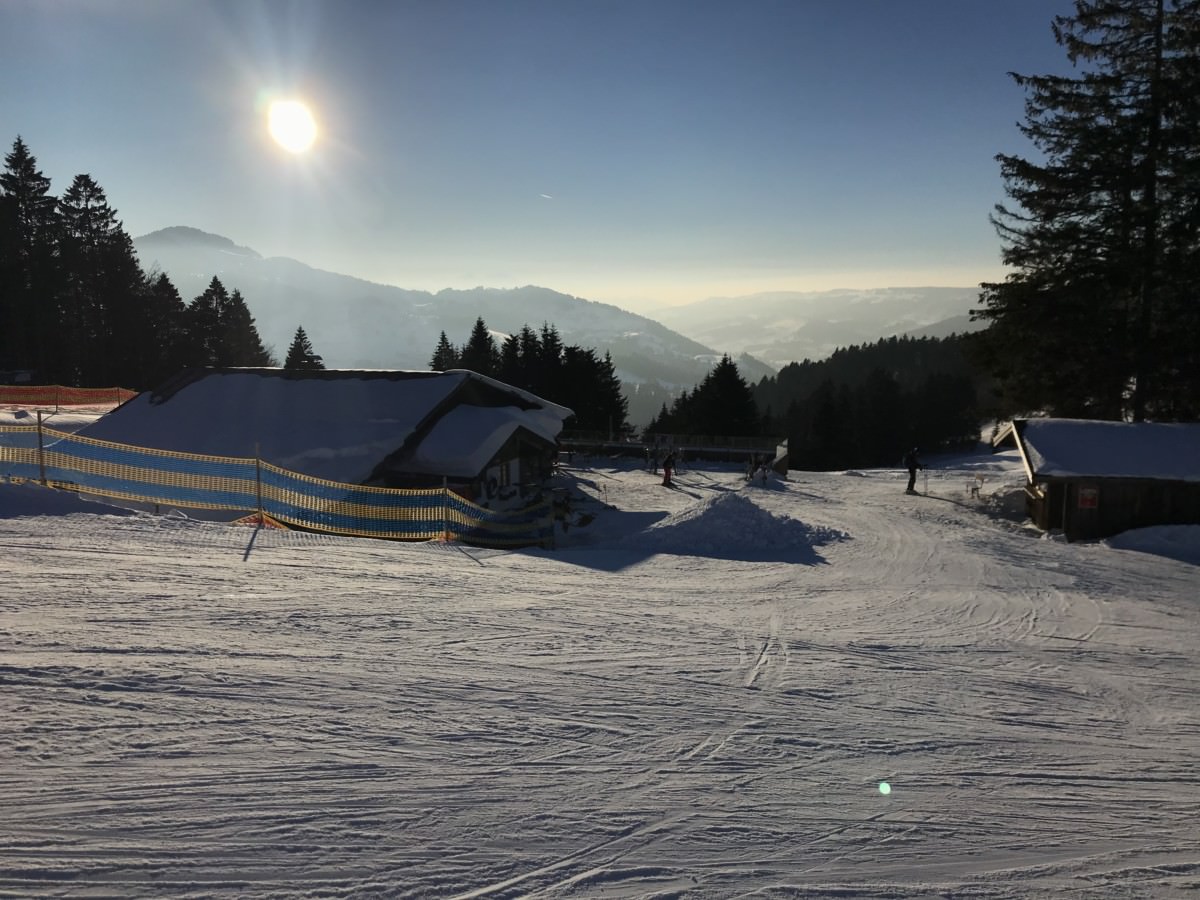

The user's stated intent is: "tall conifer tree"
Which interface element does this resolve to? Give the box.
[459,317,498,376]
[138,272,189,386]
[0,137,62,378]
[429,330,458,371]
[57,174,145,385]
[977,0,1200,419]
[285,325,325,370]
[221,289,274,366]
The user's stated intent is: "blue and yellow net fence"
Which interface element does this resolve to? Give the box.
[0,425,554,548]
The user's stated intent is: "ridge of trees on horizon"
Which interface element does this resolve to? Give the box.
[644,334,985,470]
[756,334,986,470]
[429,318,630,435]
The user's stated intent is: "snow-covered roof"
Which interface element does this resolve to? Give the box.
[1014,418,1200,483]
[77,368,573,484]
[400,403,557,479]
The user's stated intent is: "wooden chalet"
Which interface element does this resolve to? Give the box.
[995,418,1200,541]
[78,367,573,508]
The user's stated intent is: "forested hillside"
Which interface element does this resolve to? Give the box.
[754,335,988,470]
[0,139,274,389]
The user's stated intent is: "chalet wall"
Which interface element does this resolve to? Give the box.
[1030,478,1200,541]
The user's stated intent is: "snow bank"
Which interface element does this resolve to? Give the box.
[624,490,847,557]
[0,481,135,518]
[1106,525,1200,566]
[0,406,105,433]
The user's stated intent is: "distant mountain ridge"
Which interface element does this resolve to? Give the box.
[134,227,986,424]
[653,287,985,370]
[133,227,774,426]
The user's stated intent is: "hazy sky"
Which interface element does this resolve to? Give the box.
[1,0,1077,313]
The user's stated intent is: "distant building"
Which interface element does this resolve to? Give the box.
[995,418,1200,541]
[78,367,573,508]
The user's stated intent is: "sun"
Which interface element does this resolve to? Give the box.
[267,99,317,153]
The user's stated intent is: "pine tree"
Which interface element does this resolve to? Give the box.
[138,272,188,386]
[977,0,1200,420]
[690,355,759,436]
[515,324,542,388]
[57,173,145,385]
[285,325,325,370]
[0,137,62,379]
[535,322,564,396]
[497,331,522,384]
[596,350,630,437]
[183,277,227,366]
[221,289,274,366]
[459,316,498,376]
[183,278,274,367]
[429,330,458,371]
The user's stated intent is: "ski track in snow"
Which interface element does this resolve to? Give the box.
[2,454,1199,898]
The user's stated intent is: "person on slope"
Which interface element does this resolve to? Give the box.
[661,451,676,487]
[903,447,924,494]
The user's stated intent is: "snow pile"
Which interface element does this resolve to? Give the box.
[0,481,135,518]
[1106,525,1200,566]
[981,485,1029,521]
[0,406,105,433]
[624,489,847,557]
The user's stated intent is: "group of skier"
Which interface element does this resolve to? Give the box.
[642,444,927,493]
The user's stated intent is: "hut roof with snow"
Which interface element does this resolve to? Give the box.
[996,418,1200,484]
[994,418,1200,540]
[78,367,573,485]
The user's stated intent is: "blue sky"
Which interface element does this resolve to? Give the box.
[1,0,1076,313]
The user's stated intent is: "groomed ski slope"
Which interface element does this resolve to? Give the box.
[2,449,1198,898]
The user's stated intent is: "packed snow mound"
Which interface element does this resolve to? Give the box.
[624,490,847,557]
[1106,525,1200,566]
[0,482,136,518]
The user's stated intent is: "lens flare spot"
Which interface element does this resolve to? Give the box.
[879,781,892,795]
[268,100,317,153]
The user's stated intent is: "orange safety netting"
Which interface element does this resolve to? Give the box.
[0,385,138,407]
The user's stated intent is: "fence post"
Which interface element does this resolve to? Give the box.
[36,410,46,485]
[255,443,263,521]
[442,476,449,541]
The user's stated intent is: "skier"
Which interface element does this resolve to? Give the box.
[662,451,676,487]
[903,447,923,494]
[552,492,572,532]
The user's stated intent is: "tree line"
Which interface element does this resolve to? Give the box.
[0,136,326,389]
[429,318,629,434]
[640,335,984,470]
[756,335,985,470]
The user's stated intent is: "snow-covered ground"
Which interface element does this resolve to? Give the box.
[2,438,1199,898]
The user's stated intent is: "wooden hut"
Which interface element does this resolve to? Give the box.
[995,418,1200,541]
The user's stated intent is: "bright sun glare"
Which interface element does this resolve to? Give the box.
[267,100,317,153]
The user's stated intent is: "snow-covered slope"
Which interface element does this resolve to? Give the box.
[2,448,1198,897]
